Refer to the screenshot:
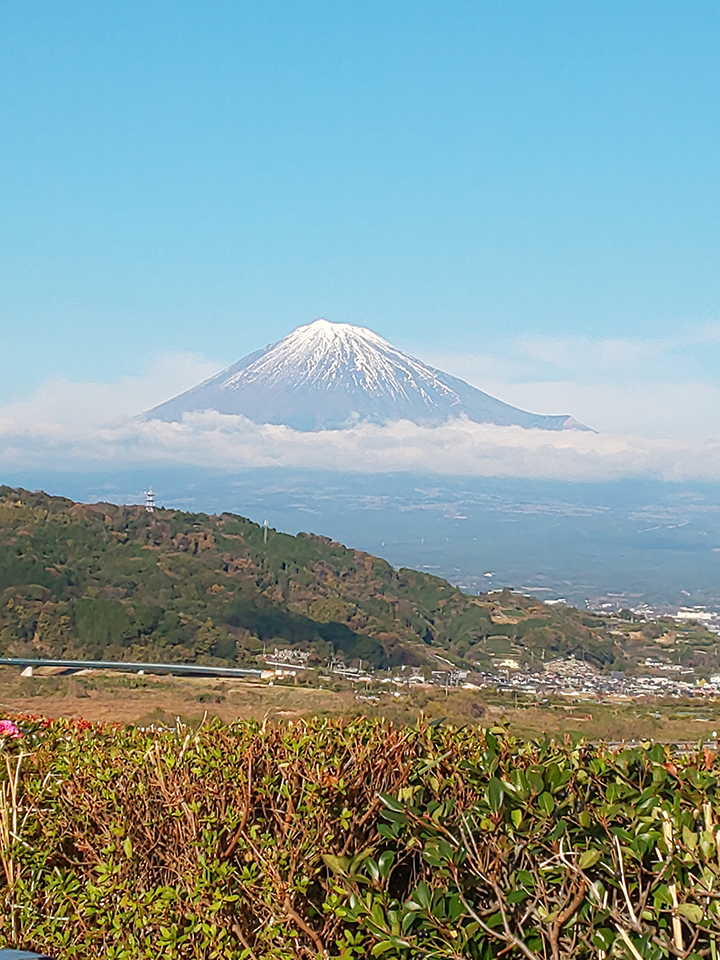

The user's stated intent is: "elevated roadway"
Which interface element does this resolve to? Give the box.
[0,658,264,679]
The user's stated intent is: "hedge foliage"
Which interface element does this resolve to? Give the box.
[2,716,720,959]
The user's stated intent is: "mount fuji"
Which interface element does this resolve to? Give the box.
[145,319,585,432]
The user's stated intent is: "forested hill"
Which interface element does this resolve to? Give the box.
[0,486,620,671]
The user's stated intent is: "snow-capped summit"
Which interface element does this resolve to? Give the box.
[144,318,584,431]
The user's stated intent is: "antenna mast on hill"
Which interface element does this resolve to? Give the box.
[145,487,155,513]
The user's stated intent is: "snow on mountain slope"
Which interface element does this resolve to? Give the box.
[144,319,585,431]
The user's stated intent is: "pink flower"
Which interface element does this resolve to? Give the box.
[0,719,21,739]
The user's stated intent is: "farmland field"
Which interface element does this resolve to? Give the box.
[2,666,720,743]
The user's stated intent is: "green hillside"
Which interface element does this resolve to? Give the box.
[0,485,693,672]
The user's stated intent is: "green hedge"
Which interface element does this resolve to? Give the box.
[1,716,720,959]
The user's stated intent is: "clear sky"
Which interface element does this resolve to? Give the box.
[3,1,720,398]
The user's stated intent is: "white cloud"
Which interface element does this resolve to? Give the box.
[1,399,720,482]
[0,352,221,430]
[477,380,720,441]
[423,323,720,440]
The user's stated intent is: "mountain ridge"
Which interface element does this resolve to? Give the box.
[145,318,584,432]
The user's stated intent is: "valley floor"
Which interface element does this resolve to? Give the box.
[2,666,720,743]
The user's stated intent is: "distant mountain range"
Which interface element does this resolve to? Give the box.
[145,318,585,431]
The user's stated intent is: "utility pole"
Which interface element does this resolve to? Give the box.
[263,519,269,544]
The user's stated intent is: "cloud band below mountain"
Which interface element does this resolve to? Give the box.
[1,403,720,482]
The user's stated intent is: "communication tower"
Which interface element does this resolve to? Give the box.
[145,487,155,513]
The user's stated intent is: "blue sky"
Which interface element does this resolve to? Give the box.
[2,1,720,481]
[3,1,720,394]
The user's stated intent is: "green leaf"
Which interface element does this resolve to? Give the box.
[547,818,567,842]
[653,884,672,907]
[592,927,615,950]
[527,769,544,795]
[488,778,504,812]
[322,854,350,877]
[506,889,528,903]
[512,769,530,799]
[371,937,411,955]
[349,848,375,873]
[377,823,398,840]
[370,942,395,957]
[122,836,133,859]
[538,792,555,815]
[370,901,388,929]
[364,858,380,883]
[677,903,703,924]
[378,793,405,813]
[682,825,698,850]
[411,881,431,911]
[578,849,601,870]
[378,851,395,881]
